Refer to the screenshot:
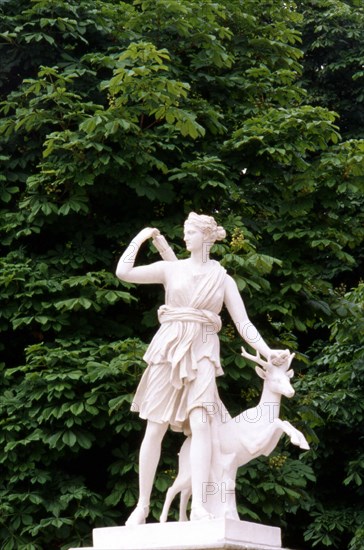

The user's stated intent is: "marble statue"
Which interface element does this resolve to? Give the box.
[115,213,295,526]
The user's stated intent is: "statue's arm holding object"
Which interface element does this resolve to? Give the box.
[116,227,173,285]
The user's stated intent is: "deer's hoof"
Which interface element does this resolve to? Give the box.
[159,512,167,523]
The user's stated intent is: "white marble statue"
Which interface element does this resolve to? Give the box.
[115,212,291,526]
[160,348,310,522]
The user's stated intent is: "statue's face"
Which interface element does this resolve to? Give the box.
[183,223,205,252]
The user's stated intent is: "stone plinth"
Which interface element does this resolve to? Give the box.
[68,518,293,550]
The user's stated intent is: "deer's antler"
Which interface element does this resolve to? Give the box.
[241,347,272,370]
[241,347,295,372]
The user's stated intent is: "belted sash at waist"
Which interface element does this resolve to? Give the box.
[158,305,222,333]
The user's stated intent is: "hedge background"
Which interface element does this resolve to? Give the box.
[0,1,363,549]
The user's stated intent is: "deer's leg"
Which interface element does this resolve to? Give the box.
[160,438,192,523]
[160,484,176,523]
[179,488,191,522]
[274,419,310,450]
[282,420,310,450]
[160,477,187,523]
[221,467,240,520]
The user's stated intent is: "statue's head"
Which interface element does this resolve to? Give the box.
[184,212,226,245]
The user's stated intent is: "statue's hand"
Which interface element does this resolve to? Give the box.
[136,227,160,242]
[269,349,292,367]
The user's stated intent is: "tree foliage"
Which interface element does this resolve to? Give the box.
[299,0,364,139]
[297,283,364,549]
[0,0,363,548]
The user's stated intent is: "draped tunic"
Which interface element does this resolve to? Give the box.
[132,259,227,433]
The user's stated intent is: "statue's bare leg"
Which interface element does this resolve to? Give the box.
[125,419,169,526]
[189,406,213,520]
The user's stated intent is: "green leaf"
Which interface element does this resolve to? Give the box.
[62,430,77,447]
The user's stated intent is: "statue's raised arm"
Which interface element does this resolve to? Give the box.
[116,228,168,285]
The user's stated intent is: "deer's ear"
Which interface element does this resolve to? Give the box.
[255,366,266,379]
[286,369,294,378]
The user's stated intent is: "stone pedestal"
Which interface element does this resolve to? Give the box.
[68,518,293,550]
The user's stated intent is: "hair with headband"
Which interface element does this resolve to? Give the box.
[184,212,226,242]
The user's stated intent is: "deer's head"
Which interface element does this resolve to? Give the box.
[241,347,295,398]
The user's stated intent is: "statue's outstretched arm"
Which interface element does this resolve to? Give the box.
[115,227,167,285]
[224,276,291,365]
[224,275,271,358]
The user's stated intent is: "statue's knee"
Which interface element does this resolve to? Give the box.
[189,407,210,432]
[145,420,168,442]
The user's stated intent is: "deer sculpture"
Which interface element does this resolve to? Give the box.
[160,347,310,522]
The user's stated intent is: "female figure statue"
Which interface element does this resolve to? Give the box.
[116,213,288,525]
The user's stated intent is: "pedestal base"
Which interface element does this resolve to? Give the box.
[69,518,293,550]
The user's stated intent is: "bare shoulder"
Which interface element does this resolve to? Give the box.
[224,274,242,303]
